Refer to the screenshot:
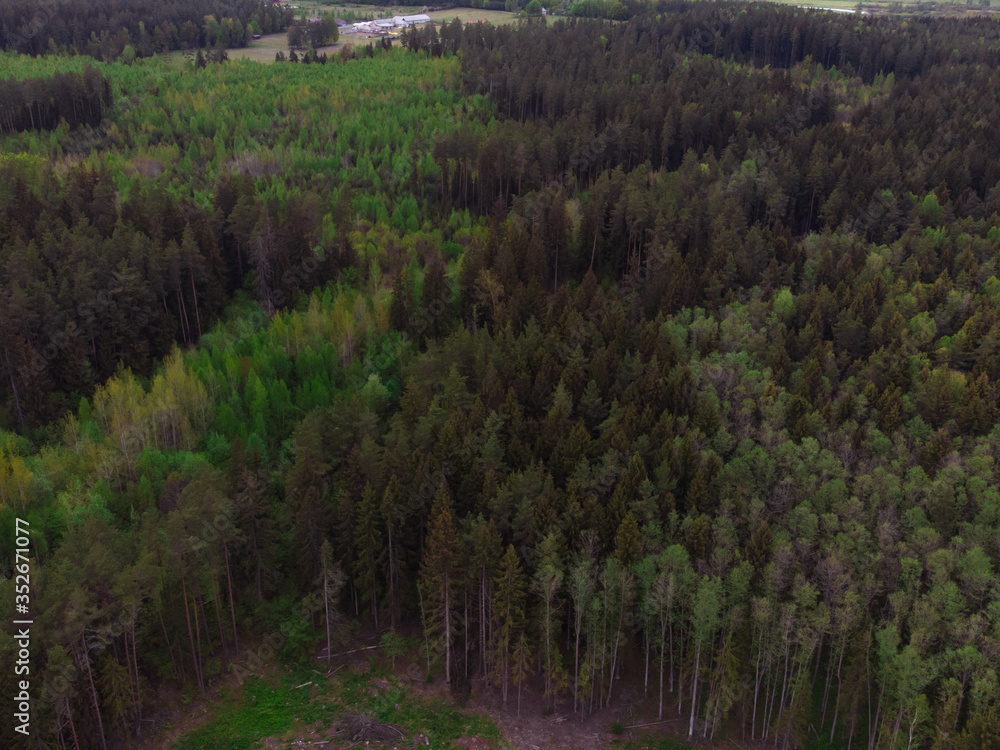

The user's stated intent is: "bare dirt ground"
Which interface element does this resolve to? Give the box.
[411,671,693,750]
[138,640,700,750]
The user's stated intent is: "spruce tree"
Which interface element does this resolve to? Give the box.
[533,531,566,713]
[493,544,527,708]
[354,481,382,628]
[421,484,461,683]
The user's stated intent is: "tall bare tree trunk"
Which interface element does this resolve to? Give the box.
[190,272,202,337]
[689,638,702,738]
[658,617,667,719]
[574,603,582,713]
[444,570,451,684]
[214,581,226,649]
[130,624,142,735]
[830,646,846,743]
[158,606,181,683]
[67,698,81,750]
[180,569,204,690]
[324,565,332,663]
[81,634,108,750]
[224,542,239,648]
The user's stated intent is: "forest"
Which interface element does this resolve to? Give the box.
[0,0,291,58]
[3,3,1000,749]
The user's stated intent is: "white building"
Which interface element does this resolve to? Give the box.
[391,14,431,27]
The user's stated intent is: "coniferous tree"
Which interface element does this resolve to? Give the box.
[421,485,461,683]
[354,482,382,628]
[493,544,527,708]
[533,532,566,713]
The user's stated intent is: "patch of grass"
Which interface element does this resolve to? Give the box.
[173,667,506,749]
[339,671,505,747]
[611,736,694,750]
[172,670,333,750]
[425,9,522,25]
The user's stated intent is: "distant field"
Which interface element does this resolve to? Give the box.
[162,28,373,67]
[228,32,351,63]
[771,0,1000,13]
[161,35,347,66]
[425,8,526,24]
[781,0,861,9]
[291,3,430,18]
[280,3,528,26]
[161,8,526,66]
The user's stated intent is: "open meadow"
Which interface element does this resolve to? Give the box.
[162,7,523,65]
[772,0,1000,14]
[225,32,349,63]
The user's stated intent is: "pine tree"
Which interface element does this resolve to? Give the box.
[614,511,642,568]
[493,544,527,709]
[381,475,405,626]
[568,554,596,713]
[354,481,382,628]
[513,632,533,717]
[533,532,566,713]
[467,515,502,676]
[389,265,415,333]
[689,576,722,738]
[421,484,461,683]
[602,554,635,706]
[318,539,345,664]
[608,452,646,530]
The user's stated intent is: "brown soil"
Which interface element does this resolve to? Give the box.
[456,674,684,750]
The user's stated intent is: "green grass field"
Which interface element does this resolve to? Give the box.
[226,32,348,64]
[771,0,1000,12]
[173,667,506,750]
[161,8,523,66]
[284,3,523,23]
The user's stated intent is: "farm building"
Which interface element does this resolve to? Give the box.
[391,14,431,27]
[335,18,347,26]
[352,15,429,33]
